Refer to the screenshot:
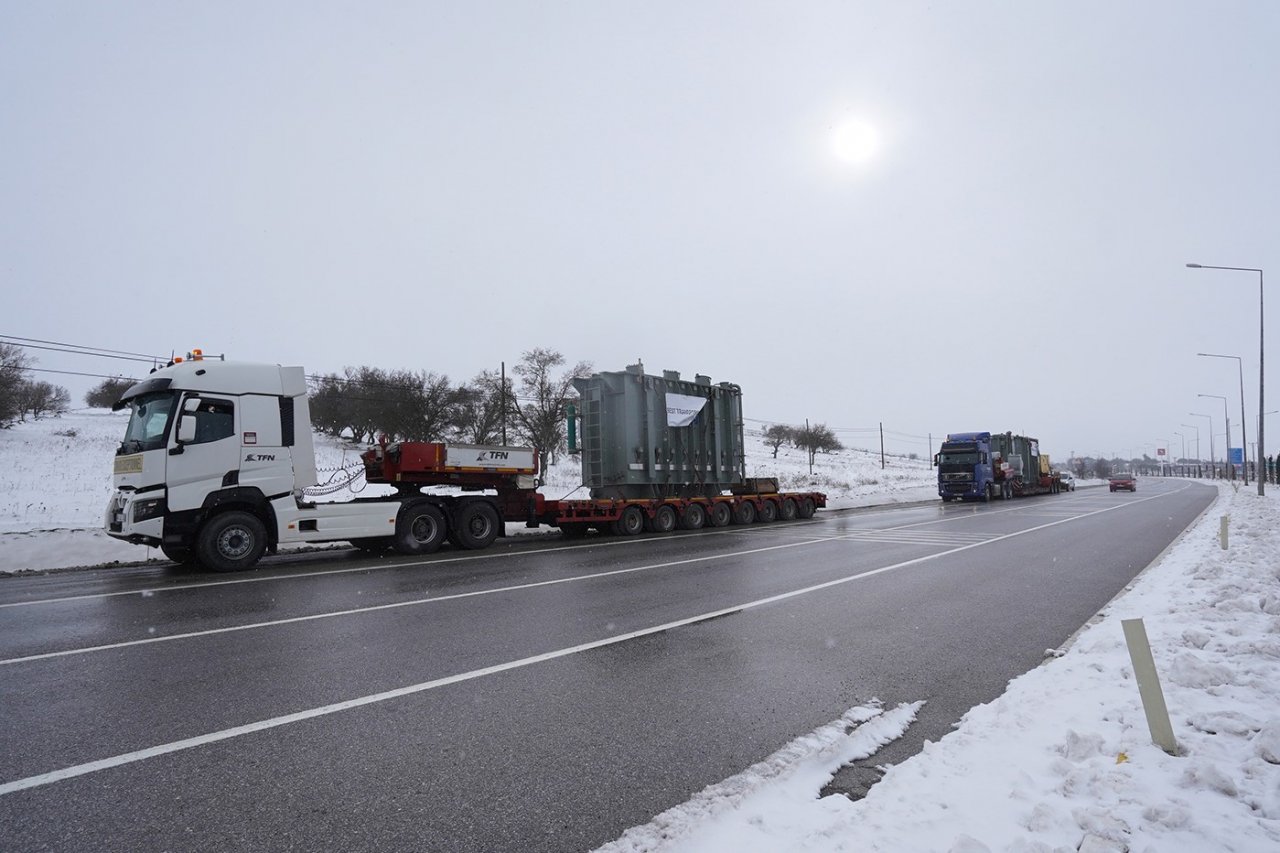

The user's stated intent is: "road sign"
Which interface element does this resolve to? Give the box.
[1229,447,1244,465]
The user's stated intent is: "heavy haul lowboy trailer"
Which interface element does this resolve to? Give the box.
[104,353,826,571]
[364,440,823,536]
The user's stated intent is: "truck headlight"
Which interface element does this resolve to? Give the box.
[132,497,167,523]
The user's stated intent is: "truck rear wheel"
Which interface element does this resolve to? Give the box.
[733,500,757,525]
[680,503,706,530]
[708,502,732,527]
[613,505,646,536]
[780,499,798,520]
[395,503,446,555]
[197,511,267,573]
[758,500,779,523]
[647,504,678,533]
[797,497,816,519]
[452,502,501,549]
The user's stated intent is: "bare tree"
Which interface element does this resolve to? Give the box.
[511,348,592,465]
[794,423,840,468]
[85,377,134,408]
[384,370,458,442]
[18,381,70,420]
[456,369,513,445]
[764,424,793,458]
[0,344,33,427]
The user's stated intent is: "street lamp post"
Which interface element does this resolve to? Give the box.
[1173,431,1185,467]
[1190,413,1215,477]
[1187,264,1265,495]
[1198,393,1233,479]
[1181,422,1201,464]
[1198,353,1249,485]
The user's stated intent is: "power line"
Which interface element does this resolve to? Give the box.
[0,334,165,362]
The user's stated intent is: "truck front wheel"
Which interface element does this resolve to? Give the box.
[197,511,267,572]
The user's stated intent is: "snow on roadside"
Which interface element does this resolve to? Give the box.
[597,482,1280,852]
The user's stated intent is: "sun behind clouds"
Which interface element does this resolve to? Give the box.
[830,118,882,166]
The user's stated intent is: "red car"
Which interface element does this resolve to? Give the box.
[1109,472,1137,492]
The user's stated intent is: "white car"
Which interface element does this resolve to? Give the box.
[1058,471,1077,491]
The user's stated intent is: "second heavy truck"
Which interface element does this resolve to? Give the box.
[935,431,1061,501]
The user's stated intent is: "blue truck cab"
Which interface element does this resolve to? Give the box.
[936,431,1006,502]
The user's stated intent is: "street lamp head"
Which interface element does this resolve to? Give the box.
[1186,263,1203,268]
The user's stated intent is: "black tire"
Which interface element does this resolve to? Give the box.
[733,500,757,525]
[797,497,816,519]
[197,511,267,573]
[708,501,733,527]
[781,499,798,521]
[983,483,994,503]
[648,504,677,533]
[559,522,590,539]
[679,503,706,530]
[452,502,501,550]
[615,505,646,536]
[394,503,446,555]
[160,543,196,565]
[758,500,779,523]
[351,537,394,554]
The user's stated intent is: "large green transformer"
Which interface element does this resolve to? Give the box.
[572,363,745,499]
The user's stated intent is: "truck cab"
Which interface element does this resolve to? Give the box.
[936,431,1003,501]
[104,353,399,569]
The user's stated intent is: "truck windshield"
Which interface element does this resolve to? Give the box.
[118,391,178,455]
[939,451,981,466]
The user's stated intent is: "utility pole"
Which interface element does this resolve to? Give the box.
[879,422,886,469]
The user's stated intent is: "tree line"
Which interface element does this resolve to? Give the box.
[309,348,591,463]
[0,343,72,427]
[763,423,844,466]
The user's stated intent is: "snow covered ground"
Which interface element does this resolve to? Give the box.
[2,410,1277,851]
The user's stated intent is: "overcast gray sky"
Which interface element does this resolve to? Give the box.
[3,1,1277,463]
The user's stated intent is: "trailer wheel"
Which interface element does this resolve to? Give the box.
[393,503,446,555]
[733,500,757,525]
[160,543,196,565]
[612,505,645,536]
[453,502,501,550]
[780,499,798,521]
[758,500,779,523]
[197,511,267,573]
[680,503,706,530]
[708,501,733,528]
[797,497,816,519]
[647,504,678,533]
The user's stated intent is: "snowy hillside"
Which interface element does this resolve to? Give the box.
[0,408,938,573]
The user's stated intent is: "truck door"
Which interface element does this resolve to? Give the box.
[167,396,242,513]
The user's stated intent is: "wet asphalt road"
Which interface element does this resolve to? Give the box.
[0,479,1215,852]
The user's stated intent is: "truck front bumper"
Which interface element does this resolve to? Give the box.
[104,491,165,547]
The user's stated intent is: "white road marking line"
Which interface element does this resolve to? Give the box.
[0,520,826,609]
[0,486,1194,796]
[0,536,837,666]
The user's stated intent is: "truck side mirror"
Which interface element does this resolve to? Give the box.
[177,415,197,444]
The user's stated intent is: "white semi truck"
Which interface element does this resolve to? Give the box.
[104,351,535,571]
